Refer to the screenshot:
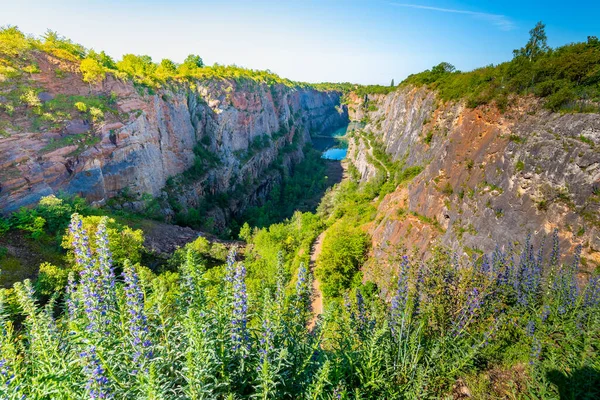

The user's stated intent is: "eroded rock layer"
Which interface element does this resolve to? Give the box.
[0,54,348,227]
[346,87,600,288]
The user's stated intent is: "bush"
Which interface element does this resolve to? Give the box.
[167,236,228,270]
[10,208,46,239]
[37,195,73,234]
[89,106,104,122]
[34,262,69,296]
[79,58,105,86]
[316,221,369,298]
[20,89,41,108]
[62,214,144,268]
[74,101,87,112]
[0,25,33,56]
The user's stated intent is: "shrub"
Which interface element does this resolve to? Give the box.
[79,58,106,87]
[37,195,73,234]
[424,130,434,144]
[61,214,144,268]
[316,221,369,298]
[0,25,33,56]
[10,208,46,239]
[442,182,454,195]
[74,101,87,112]
[167,236,229,270]
[20,89,41,108]
[34,262,69,296]
[89,107,104,122]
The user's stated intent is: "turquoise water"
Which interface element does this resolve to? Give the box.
[322,147,347,160]
[317,125,350,161]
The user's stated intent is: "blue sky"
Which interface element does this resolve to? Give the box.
[1,1,598,84]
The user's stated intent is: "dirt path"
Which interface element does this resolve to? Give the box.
[366,137,391,179]
[308,231,325,330]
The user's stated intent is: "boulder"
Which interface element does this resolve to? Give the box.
[65,119,90,134]
[37,92,54,102]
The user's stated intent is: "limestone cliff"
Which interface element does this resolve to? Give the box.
[346,87,600,288]
[0,52,348,228]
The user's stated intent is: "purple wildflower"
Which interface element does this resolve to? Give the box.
[123,262,152,367]
[549,229,560,268]
[231,262,249,353]
[583,275,600,308]
[69,215,116,335]
[65,271,79,321]
[541,305,550,322]
[258,292,275,371]
[480,255,491,275]
[526,320,535,337]
[344,293,354,319]
[81,345,111,399]
[69,214,93,270]
[0,358,14,387]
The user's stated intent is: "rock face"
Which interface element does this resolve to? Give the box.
[0,63,348,227]
[346,86,600,290]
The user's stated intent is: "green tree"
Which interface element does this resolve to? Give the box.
[87,49,117,69]
[183,54,204,68]
[390,79,395,87]
[117,54,157,77]
[316,222,370,299]
[156,58,178,79]
[432,62,456,74]
[79,58,105,90]
[239,222,252,241]
[42,29,86,59]
[178,54,204,75]
[0,25,32,56]
[513,21,549,61]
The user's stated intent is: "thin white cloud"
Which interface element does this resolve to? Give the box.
[390,3,515,31]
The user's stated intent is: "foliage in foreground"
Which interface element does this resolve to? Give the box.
[0,214,599,399]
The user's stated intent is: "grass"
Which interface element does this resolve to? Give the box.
[578,135,595,147]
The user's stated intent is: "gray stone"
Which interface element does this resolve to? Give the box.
[65,119,90,134]
[37,92,54,102]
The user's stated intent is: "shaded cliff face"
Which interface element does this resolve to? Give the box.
[0,52,348,223]
[346,87,600,289]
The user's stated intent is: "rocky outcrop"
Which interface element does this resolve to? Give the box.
[346,86,600,289]
[0,55,348,227]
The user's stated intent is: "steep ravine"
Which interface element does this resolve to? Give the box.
[0,52,348,231]
[345,87,600,291]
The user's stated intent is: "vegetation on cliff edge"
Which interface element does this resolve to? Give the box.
[401,23,600,112]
